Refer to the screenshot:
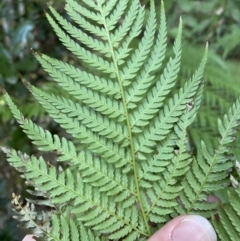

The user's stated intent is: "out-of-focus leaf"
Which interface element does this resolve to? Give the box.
[12,21,34,55]
[16,57,38,72]
[216,25,240,58]
[178,0,195,12]
[0,44,12,62]
[227,1,240,23]
[0,44,18,84]
[5,76,18,85]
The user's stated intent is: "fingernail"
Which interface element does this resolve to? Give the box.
[172,215,217,241]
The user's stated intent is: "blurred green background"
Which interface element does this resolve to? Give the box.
[0,0,240,240]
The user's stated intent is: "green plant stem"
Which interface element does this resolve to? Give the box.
[98,2,151,237]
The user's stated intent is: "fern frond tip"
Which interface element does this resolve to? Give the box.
[1,146,9,155]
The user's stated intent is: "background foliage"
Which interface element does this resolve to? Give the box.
[0,0,240,240]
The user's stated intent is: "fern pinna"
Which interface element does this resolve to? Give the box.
[1,0,240,240]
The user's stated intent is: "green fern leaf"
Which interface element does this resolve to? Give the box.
[212,163,240,241]
[64,1,108,41]
[34,54,125,120]
[10,193,50,238]
[1,0,207,239]
[126,1,167,109]
[179,44,240,160]
[37,54,121,99]
[49,6,111,57]
[3,147,145,239]
[134,44,207,159]
[3,92,135,205]
[3,0,240,240]
[46,12,114,74]
[49,213,103,241]
[177,98,240,217]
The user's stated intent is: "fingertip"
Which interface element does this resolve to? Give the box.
[148,215,188,241]
[22,235,37,241]
[148,215,217,241]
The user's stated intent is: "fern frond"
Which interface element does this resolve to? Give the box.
[134,44,207,159]
[177,97,240,217]
[22,83,130,168]
[3,92,135,203]
[48,6,111,57]
[49,214,103,241]
[65,2,107,41]
[179,44,240,159]
[212,163,240,241]
[136,86,201,186]
[5,0,240,240]
[28,84,127,144]
[105,0,128,31]
[120,0,156,86]
[111,0,139,47]
[126,1,167,109]
[3,148,146,239]
[46,12,114,74]
[38,54,121,99]
[66,0,102,23]
[129,16,181,130]
[142,106,198,224]
[11,193,50,238]
[114,4,145,63]
[34,53,125,120]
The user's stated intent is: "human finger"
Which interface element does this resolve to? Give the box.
[148,215,217,241]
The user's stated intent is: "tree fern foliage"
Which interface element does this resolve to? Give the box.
[178,44,240,160]
[1,0,240,240]
[212,161,240,241]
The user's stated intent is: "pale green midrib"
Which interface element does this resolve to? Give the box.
[10,152,146,236]
[186,106,240,213]
[98,2,151,237]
